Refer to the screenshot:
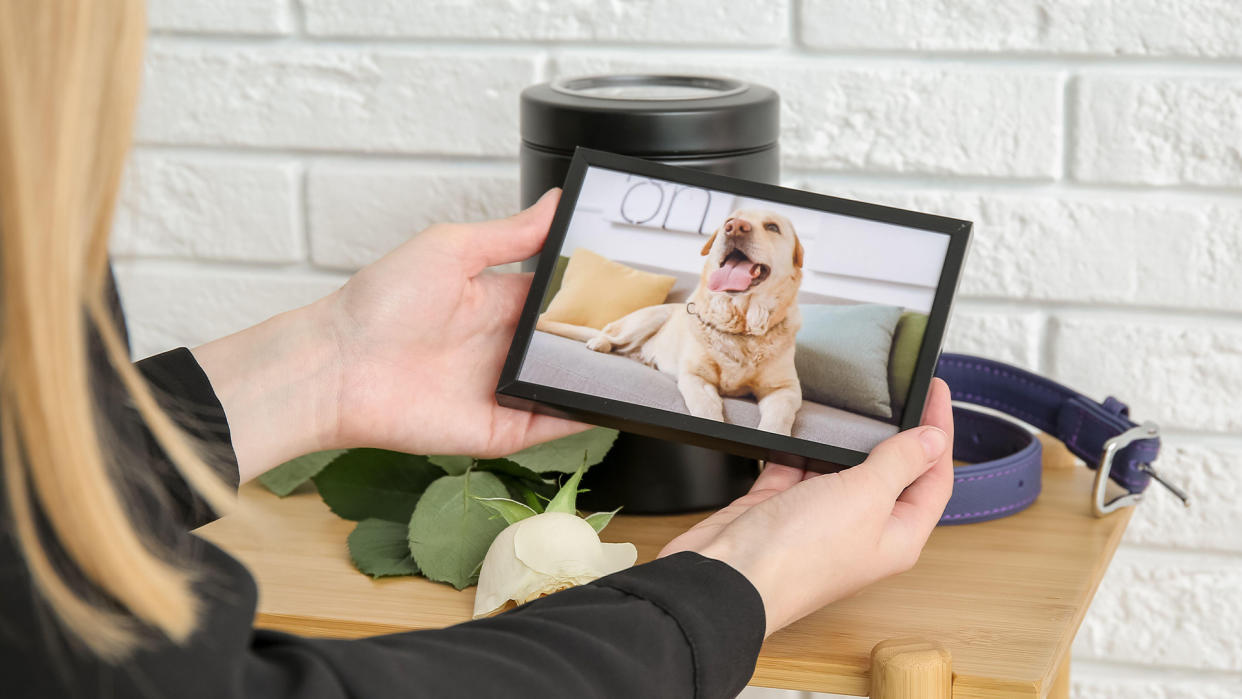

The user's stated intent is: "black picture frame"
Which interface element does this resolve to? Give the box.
[497,147,972,472]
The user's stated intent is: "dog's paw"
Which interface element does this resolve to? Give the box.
[757,420,794,436]
[586,336,612,353]
[757,413,796,436]
[687,404,725,422]
[682,391,725,422]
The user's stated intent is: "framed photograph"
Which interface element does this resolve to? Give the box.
[498,148,971,471]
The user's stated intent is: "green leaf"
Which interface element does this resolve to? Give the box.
[584,507,622,534]
[504,428,619,474]
[478,458,557,506]
[312,449,443,523]
[473,496,537,525]
[408,472,509,589]
[545,465,586,515]
[259,450,345,497]
[474,457,546,483]
[347,518,419,578]
[428,455,474,475]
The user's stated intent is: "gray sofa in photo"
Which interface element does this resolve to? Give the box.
[519,262,922,453]
[518,329,898,452]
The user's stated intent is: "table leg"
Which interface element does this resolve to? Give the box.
[1049,652,1071,699]
[870,637,952,699]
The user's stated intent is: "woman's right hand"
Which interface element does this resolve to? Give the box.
[660,378,955,637]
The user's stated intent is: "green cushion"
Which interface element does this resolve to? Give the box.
[795,304,903,420]
[888,311,928,416]
[539,255,570,314]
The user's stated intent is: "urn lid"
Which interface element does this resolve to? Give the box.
[520,74,779,157]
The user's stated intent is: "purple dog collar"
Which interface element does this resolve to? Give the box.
[932,354,1188,525]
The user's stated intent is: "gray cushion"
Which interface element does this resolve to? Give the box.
[795,304,903,420]
[518,330,898,453]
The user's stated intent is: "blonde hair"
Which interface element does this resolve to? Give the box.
[0,1,233,660]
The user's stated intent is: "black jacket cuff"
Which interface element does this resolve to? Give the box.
[591,551,765,698]
[136,347,240,526]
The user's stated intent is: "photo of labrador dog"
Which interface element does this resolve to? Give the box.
[538,209,805,435]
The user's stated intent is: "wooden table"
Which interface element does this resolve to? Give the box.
[197,435,1131,698]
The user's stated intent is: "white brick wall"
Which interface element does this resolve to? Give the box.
[1074,74,1242,187]
[301,0,789,43]
[138,42,537,155]
[798,0,1242,57]
[307,163,518,269]
[1075,548,1242,672]
[148,0,294,34]
[114,152,304,263]
[114,262,346,358]
[119,2,1242,697]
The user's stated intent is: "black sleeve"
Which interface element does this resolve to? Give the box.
[4,533,765,699]
[240,552,765,699]
[130,347,241,529]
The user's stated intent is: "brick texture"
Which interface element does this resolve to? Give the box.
[942,309,1042,370]
[308,164,518,270]
[149,0,293,35]
[799,0,1242,57]
[137,43,537,156]
[114,264,345,359]
[1073,673,1242,699]
[304,0,788,43]
[112,151,303,263]
[1075,548,1242,672]
[1074,74,1242,188]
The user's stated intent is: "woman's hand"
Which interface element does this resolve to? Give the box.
[193,190,583,481]
[661,378,955,637]
[323,189,583,459]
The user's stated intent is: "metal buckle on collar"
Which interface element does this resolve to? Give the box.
[1092,421,1190,517]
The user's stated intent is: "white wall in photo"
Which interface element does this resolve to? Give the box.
[566,166,949,312]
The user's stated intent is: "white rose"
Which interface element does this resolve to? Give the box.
[472,511,636,619]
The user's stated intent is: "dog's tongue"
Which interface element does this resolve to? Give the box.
[709,257,759,292]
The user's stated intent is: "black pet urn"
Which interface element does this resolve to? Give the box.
[518,74,781,513]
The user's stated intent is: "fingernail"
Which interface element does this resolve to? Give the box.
[918,427,947,460]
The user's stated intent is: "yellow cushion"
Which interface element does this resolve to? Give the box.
[539,248,676,330]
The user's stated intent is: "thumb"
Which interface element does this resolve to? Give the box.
[844,425,948,501]
[457,188,561,274]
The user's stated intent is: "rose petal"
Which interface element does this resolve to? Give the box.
[472,525,532,618]
[598,542,638,576]
[513,512,608,579]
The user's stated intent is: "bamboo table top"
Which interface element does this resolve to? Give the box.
[196,436,1131,698]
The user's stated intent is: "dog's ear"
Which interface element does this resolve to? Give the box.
[792,234,804,268]
[700,230,718,256]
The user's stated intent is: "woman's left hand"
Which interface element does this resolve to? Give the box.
[193,189,584,481]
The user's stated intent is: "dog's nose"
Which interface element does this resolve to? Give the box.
[724,218,752,236]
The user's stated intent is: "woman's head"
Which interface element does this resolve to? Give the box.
[0,0,230,660]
